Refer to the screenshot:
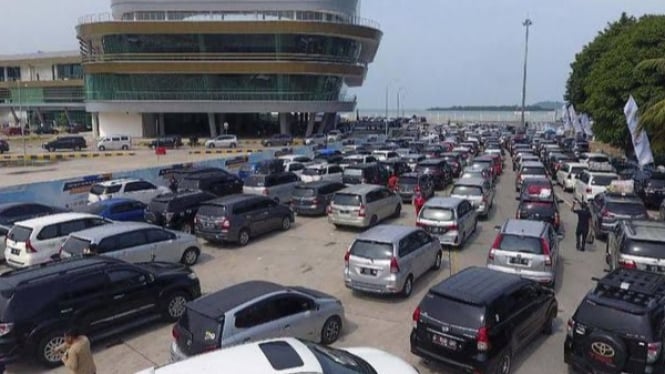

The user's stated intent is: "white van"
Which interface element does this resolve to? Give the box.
[88,179,171,204]
[4,213,110,268]
[97,135,131,151]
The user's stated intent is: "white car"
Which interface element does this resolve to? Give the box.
[283,161,306,176]
[88,179,171,205]
[573,170,620,202]
[278,154,313,164]
[205,135,238,149]
[0,225,9,261]
[97,135,131,151]
[340,154,378,169]
[136,337,419,374]
[372,150,400,162]
[300,163,344,183]
[556,162,588,192]
[326,130,343,142]
[305,133,327,145]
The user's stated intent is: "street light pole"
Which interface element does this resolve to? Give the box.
[520,18,533,129]
[384,80,398,137]
[397,87,406,120]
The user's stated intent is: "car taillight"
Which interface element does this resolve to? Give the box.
[476,326,490,352]
[619,258,637,269]
[449,224,458,231]
[361,178,367,184]
[194,216,199,224]
[489,234,503,260]
[0,323,13,337]
[647,342,662,364]
[358,205,366,217]
[566,318,575,338]
[518,173,523,181]
[390,257,400,273]
[327,205,333,214]
[554,212,560,227]
[312,198,319,204]
[586,187,592,193]
[344,248,350,267]
[541,238,552,267]
[172,325,180,340]
[25,239,37,253]
[218,218,230,229]
[262,188,269,196]
[415,221,425,227]
[412,306,421,328]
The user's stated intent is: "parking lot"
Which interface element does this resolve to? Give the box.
[2,158,613,374]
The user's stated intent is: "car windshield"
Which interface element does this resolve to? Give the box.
[420,207,454,221]
[62,236,92,255]
[399,176,419,185]
[522,167,546,175]
[350,240,393,260]
[293,187,316,198]
[606,202,646,215]
[7,225,33,242]
[571,167,586,175]
[452,186,483,196]
[343,169,364,177]
[333,193,361,206]
[90,185,106,195]
[305,342,376,374]
[244,175,266,187]
[591,176,617,186]
[303,168,325,176]
[575,299,653,340]
[497,234,543,254]
[81,203,106,215]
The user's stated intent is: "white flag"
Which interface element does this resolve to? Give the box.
[580,114,593,137]
[562,104,572,131]
[624,96,654,167]
[568,105,583,134]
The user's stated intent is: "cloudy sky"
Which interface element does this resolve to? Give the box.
[3,0,663,109]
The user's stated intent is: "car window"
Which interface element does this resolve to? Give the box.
[497,234,543,254]
[591,175,618,186]
[114,230,147,250]
[67,273,108,300]
[414,230,432,246]
[452,185,483,196]
[146,228,175,243]
[256,199,278,210]
[107,269,147,290]
[59,219,89,236]
[110,203,131,214]
[333,193,361,206]
[579,172,590,184]
[36,224,59,240]
[350,240,393,260]
[421,207,454,221]
[273,295,314,318]
[234,299,281,328]
[125,181,156,192]
[398,235,418,257]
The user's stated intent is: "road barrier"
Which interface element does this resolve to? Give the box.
[0,151,135,161]
[188,148,261,155]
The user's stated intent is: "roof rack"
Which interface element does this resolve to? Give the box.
[587,161,616,173]
[594,268,665,308]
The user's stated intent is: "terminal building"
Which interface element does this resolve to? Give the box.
[0,0,382,139]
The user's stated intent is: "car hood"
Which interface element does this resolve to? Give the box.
[137,261,191,276]
[344,348,418,374]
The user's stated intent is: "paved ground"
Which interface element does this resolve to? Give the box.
[3,162,611,374]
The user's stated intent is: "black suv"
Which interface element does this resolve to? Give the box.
[291,181,346,215]
[0,139,8,154]
[410,266,558,374]
[565,269,665,373]
[634,171,665,208]
[415,159,453,190]
[42,136,87,152]
[605,219,665,273]
[178,171,243,197]
[145,190,217,233]
[0,256,200,367]
[589,192,648,241]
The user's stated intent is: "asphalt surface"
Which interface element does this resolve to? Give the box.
[3,159,610,374]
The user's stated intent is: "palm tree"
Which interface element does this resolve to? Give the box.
[636,58,665,152]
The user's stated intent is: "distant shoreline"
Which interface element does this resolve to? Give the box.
[426,106,555,112]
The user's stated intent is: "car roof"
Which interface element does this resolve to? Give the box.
[587,171,618,176]
[95,197,142,206]
[418,158,444,165]
[621,220,665,241]
[0,256,123,289]
[96,178,141,186]
[14,212,102,228]
[454,178,485,187]
[205,194,260,206]
[399,172,423,179]
[70,222,157,240]
[424,197,464,208]
[502,219,547,237]
[429,267,527,306]
[189,281,286,318]
[522,161,545,167]
[563,162,587,168]
[356,224,417,243]
[296,181,340,189]
[337,184,383,194]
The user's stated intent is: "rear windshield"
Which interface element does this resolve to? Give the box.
[179,179,200,190]
[7,226,32,242]
[181,308,223,345]
[520,184,553,201]
[293,187,316,198]
[350,240,393,260]
[81,204,106,215]
[343,157,362,165]
[452,186,483,196]
[606,202,646,215]
[575,299,652,340]
[522,167,546,175]
[197,204,226,217]
[244,176,266,187]
[422,292,485,329]
[621,239,665,259]
[591,176,617,186]
[647,179,665,188]
[303,168,324,176]
[571,167,586,175]
[420,207,454,221]
[400,176,419,185]
[333,193,361,206]
[497,234,543,254]
[62,236,92,255]
[343,169,363,177]
[471,161,492,169]
[461,172,482,179]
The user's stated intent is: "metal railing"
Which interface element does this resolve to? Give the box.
[81,52,361,64]
[78,11,380,29]
[85,90,357,102]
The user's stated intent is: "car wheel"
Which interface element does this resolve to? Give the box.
[543,309,555,335]
[431,250,442,270]
[281,216,291,231]
[320,316,343,344]
[495,350,512,374]
[238,228,251,247]
[401,275,414,297]
[392,204,402,218]
[163,291,189,322]
[121,145,129,150]
[369,215,378,227]
[180,247,200,266]
[208,143,215,149]
[98,146,106,151]
[37,330,67,367]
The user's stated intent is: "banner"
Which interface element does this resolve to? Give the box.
[580,113,593,137]
[568,105,583,134]
[624,96,654,167]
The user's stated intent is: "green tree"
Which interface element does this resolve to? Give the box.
[637,58,665,153]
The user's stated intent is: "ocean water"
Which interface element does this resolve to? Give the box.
[349,109,559,123]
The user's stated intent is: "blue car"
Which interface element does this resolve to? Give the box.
[82,198,146,222]
[238,159,284,181]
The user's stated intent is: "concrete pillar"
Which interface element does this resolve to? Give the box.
[305,112,316,137]
[208,113,218,137]
[91,112,100,138]
[217,113,226,134]
[279,112,290,135]
[158,113,165,136]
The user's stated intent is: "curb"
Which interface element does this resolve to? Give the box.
[0,152,136,161]
[188,149,259,155]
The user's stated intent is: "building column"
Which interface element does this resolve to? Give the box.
[305,112,316,137]
[91,112,100,138]
[158,113,165,136]
[279,112,291,135]
[208,113,218,137]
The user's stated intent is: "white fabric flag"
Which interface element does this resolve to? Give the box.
[624,96,654,167]
[580,114,593,136]
[568,105,583,134]
[562,104,572,131]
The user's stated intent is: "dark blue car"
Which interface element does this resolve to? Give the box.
[81,198,146,222]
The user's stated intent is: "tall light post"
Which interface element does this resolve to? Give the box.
[520,18,533,129]
[397,87,406,121]
[384,80,398,137]
[17,80,27,165]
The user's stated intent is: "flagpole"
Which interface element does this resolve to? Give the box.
[520,18,533,128]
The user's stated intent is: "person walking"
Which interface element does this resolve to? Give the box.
[413,186,426,218]
[572,200,592,251]
[168,175,179,193]
[388,172,399,192]
[57,329,96,374]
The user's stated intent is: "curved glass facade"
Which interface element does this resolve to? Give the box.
[98,34,362,62]
[85,73,343,101]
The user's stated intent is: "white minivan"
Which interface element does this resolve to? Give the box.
[88,179,171,205]
[97,135,131,151]
[4,213,110,268]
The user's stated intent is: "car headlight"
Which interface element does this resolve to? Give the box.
[187,272,198,280]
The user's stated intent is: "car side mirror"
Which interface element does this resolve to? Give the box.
[558,199,564,203]
[147,273,155,283]
[494,225,501,231]
[515,197,520,201]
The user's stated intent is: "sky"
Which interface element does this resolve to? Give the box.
[2,0,664,109]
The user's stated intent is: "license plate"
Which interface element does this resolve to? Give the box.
[510,257,529,266]
[646,265,665,273]
[428,226,446,234]
[361,268,377,276]
[432,334,458,350]
[205,222,215,228]
[340,210,350,215]
[10,248,20,255]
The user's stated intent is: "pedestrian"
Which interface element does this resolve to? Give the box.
[413,186,426,218]
[388,172,399,192]
[57,328,96,374]
[572,200,592,251]
[168,175,178,193]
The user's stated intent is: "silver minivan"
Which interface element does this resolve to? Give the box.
[242,172,300,204]
[450,178,494,217]
[344,225,442,297]
[486,219,560,287]
[328,184,401,228]
[416,197,478,248]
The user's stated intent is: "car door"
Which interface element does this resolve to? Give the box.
[243,199,270,235]
[509,284,546,349]
[109,202,133,221]
[126,181,159,204]
[145,228,180,262]
[112,229,154,263]
[257,199,282,232]
[60,272,115,334]
[456,203,470,237]
[105,267,156,323]
[48,219,89,255]
[229,296,284,345]
[413,230,437,275]
[398,233,422,278]
[548,226,559,269]
[272,294,319,340]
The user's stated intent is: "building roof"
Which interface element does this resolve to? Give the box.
[0,50,80,65]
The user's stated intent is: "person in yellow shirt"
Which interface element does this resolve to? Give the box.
[57,329,97,374]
